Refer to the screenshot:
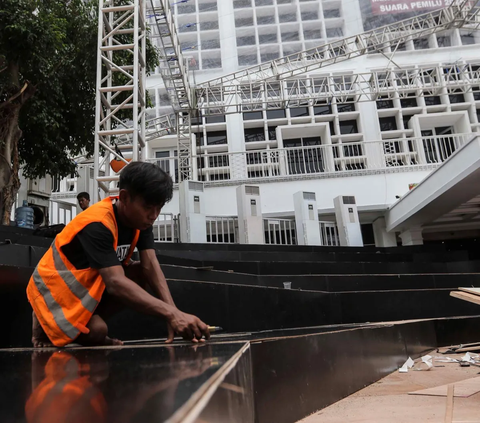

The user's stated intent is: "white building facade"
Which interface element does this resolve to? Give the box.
[53,0,480,245]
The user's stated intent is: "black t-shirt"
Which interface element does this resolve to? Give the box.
[61,204,154,269]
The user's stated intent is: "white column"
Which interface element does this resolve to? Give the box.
[293,192,322,245]
[236,185,264,244]
[372,217,397,248]
[333,195,364,247]
[179,180,206,243]
[399,226,424,246]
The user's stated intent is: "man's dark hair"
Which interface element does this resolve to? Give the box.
[77,192,90,201]
[119,161,173,206]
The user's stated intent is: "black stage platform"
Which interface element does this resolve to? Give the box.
[2,317,480,423]
[2,227,480,421]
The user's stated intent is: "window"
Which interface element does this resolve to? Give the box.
[425,96,441,106]
[268,126,277,140]
[147,89,156,108]
[437,36,451,47]
[379,116,397,131]
[284,137,323,174]
[339,119,358,134]
[199,2,217,11]
[314,105,332,115]
[200,21,219,30]
[449,93,465,103]
[277,0,292,3]
[235,17,254,27]
[461,34,475,45]
[203,57,222,69]
[376,99,394,109]
[206,131,227,145]
[279,14,296,23]
[201,39,220,50]
[337,103,355,113]
[234,0,251,8]
[267,109,286,119]
[155,150,179,182]
[244,111,263,120]
[304,29,322,40]
[326,27,343,38]
[195,132,204,146]
[205,115,225,124]
[403,115,412,129]
[239,55,258,66]
[237,36,256,46]
[324,9,341,18]
[400,97,417,108]
[301,10,318,20]
[261,52,279,62]
[282,31,299,42]
[290,107,309,117]
[178,4,196,14]
[257,15,275,25]
[477,109,480,121]
[245,127,266,142]
[395,42,406,51]
[256,0,273,4]
[474,90,480,101]
[413,38,429,50]
[259,33,277,44]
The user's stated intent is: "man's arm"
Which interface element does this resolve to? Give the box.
[139,249,175,307]
[138,249,210,343]
[99,265,210,341]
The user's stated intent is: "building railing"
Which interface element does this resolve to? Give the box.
[49,199,77,225]
[153,213,177,243]
[264,218,296,245]
[206,216,238,243]
[148,133,474,184]
[320,221,340,246]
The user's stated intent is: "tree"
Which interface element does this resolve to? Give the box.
[0,0,158,224]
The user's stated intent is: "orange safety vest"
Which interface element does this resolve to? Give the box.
[26,197,140,347]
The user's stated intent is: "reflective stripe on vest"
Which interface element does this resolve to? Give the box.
[31,270,80,340]
[51,244,98,314]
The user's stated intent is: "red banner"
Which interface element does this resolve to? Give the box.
[370,0,448,15]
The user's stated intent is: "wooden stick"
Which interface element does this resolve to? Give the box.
[445,384,455,423]
[450,291,480,306]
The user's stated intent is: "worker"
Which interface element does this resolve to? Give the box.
[28,161,210,347]
[77,192,90,211]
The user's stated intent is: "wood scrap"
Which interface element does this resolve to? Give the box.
[450,291,480,306]
[409,376,480,398]
[459,287,480,296]
[444,384,454,423]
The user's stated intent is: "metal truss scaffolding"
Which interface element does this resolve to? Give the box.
[94,0,479,190]
[93,0,147,198]
[147,0,193,181]
[197,0,479,89]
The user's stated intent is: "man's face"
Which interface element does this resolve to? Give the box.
[121,191,162,230]
[78,197,90,211]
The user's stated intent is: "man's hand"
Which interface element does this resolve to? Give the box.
[167,310,210,343]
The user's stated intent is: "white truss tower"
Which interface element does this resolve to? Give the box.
[93,0,147,199]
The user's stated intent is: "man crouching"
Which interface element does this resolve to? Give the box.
[28,161,210,347]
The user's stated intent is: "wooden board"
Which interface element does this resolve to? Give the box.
[444,384,454,423]
[450,291,480,306]
[409,376,480,398]
[459,287,480,297]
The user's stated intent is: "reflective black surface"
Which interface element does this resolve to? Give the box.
[0,343,246,423]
